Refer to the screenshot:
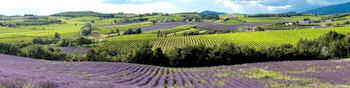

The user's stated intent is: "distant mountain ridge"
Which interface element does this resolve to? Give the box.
[281,11,297,14]
[302,2,350,14]
[201,10,226,15]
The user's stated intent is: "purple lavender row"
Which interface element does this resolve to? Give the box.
[2,54,350,87]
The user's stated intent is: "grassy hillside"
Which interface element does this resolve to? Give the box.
[0,16,97,43]
[302,2,350,14]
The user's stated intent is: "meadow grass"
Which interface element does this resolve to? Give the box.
[0,17,92,43]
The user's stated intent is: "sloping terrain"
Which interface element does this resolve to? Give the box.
[302,2,350,14]
[0,54,350,88]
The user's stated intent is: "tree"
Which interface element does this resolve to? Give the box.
[59,39,70,47]
[131,44,154,64]
[123,28,142,35]
[113,19,117,24]
[152,20,157,25]
[116,29,120,36]
[110,29,114,34]
[123,29,134,35]
[86,49,98,61]
[81,23,93,36]
[74,37,93,46]
[136,28,142,34]
[157,30,161,38]
[154,48,169,66]
[54,32,61,39]
[344,21,350,25]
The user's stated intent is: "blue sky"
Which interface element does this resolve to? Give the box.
[0,0,349,15]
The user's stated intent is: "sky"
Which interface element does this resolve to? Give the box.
[0,0,349,16]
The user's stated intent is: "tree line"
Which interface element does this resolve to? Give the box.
[0,17,62,27]
[0,31,349,67]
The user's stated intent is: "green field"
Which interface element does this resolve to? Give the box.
[0,23,83,43]
[94,22,153,34]
[0,16,97,43]
[99,26,350,52]
[1,13,349,53]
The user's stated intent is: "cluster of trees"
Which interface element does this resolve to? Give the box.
[81,23,94,36]
[32,32,93,47]
[59,37,93,47]
[0,43,68,61]
[182,15,201,22]
[32,32,61,45]
[200,14,220,20]
[0,17,62,27]
[109,29,121,35]
[0,32,95,61]
[122,17,149,23]
[51,11,115,18]
[123,28,142,35]
[331,21,350,27]
[196,26,233,34]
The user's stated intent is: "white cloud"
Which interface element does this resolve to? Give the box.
[306,0,342,6]
[267,5,292,10]
[0,0,177,15]
[215,0,292,14]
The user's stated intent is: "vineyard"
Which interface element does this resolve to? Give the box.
[1,54,349,88]
[100,26,350,52]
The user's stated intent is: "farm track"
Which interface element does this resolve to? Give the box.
[1,54,350,88]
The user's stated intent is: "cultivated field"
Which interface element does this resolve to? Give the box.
[1,54,350,88]
[101,26,350,52]
[1,10,350,88]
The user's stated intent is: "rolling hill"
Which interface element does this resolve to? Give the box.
[302,2,350,14]
[51,11,113,17]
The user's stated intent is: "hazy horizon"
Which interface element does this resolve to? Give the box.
[0,0,349,16]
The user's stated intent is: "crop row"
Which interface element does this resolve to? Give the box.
[99,34,279,53]
[1,54,344,88]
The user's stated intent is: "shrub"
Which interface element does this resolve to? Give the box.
[20,45,67,61]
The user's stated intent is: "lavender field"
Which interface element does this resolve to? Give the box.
[141,22,262,31]
[101,21,148,27]
[61,47,90,54]
[0,54,350,88]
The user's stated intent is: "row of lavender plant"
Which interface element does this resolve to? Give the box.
[2,54,350,88]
